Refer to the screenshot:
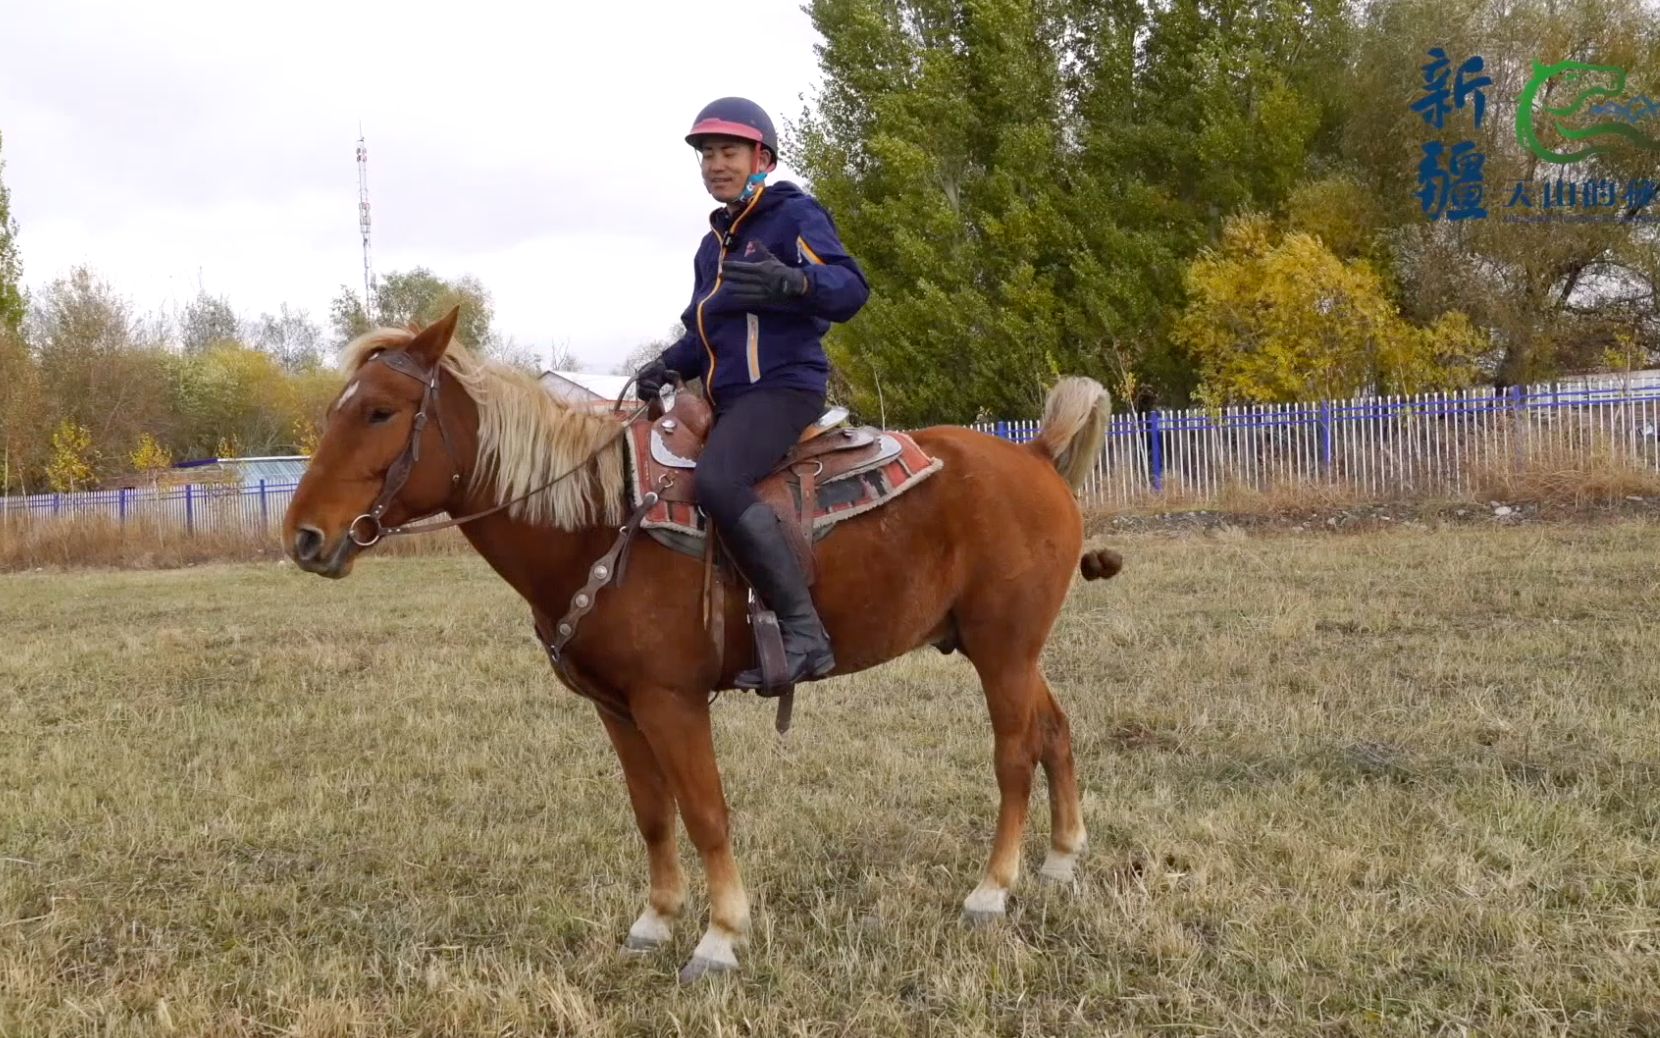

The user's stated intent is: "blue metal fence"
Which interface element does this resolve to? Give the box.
[971,376,1660,505]
[9,376,1660,529]
[0,480,301,537]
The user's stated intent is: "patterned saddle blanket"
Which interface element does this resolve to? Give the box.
[621,392,942,560]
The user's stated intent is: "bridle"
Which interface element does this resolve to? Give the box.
[345,349,460,547]
[344,348,649,547]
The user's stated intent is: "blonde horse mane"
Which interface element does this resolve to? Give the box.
[341,328,625,530]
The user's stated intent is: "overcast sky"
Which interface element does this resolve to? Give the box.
[1,0,825,372]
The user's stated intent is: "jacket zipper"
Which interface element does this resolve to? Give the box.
[694,186,766,405]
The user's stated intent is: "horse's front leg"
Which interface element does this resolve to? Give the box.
[599,709,686,955]
[632,689,749,983]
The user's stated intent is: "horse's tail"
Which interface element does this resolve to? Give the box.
[1029,376,1111,493]
[1080,547,1123,581]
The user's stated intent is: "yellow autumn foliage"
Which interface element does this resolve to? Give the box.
[130,433,172,479]
[1175,213,1488,403]
[46,420,97,492]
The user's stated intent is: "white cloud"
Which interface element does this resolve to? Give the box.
[1,0,825,372]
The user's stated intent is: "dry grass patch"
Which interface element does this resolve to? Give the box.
[0,516,471,573]
[2,524,1659,1035]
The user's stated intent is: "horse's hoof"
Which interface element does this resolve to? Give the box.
[961,907,1005,928]
[1040,846,1083,887]
[677,955,739,984]
[620,934,665,956]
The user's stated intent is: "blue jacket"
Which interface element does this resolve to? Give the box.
[659,181,869,406]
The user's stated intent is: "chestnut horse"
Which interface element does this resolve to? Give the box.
[283,309,1112,982]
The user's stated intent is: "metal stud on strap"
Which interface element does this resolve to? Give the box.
[547,493,658,660]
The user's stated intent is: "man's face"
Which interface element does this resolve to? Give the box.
[699,137,770,203]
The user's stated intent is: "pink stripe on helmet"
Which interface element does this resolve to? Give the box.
[686,119,766,145]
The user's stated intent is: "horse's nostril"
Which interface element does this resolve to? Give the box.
[293,526,325,562]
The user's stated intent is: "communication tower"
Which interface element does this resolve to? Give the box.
[356,130,376,315]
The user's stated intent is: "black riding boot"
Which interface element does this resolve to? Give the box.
[724,502,835,690]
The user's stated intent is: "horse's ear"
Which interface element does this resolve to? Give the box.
[408,306,461,368]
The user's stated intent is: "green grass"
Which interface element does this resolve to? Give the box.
[3,523,1659,1036]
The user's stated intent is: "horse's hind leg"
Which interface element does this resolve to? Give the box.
[958,649,1046,923]
[1035,678,1087,885]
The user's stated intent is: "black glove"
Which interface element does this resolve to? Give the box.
[721,242,809,307]
[634,357,671,401]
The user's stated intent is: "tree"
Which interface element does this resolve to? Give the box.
[179,291,241,355]
[27,267,176,471]
[45,420,97,492]
[612,323,684,376]
[489,334,542,373]
[173,344,300,458]
[796,0,1356,421]
[328,268,501,358]
[796,0,1093,423]
[1341,0,1660,384]
[287,366,344,446]
[548,338,579,372]
[130,432,173,486]
[0,324,45,492]
[1173,213,1487,402]
[0,130,22,335]
[1285,175,1392,265]
[250,304,323,372]
[290,413,322,457]
[328,287,372,347]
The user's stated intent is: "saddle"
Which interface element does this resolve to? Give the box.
[623,388,943,582]
[525,388,939,733]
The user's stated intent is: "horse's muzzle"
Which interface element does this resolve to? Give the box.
[290,525,354,578]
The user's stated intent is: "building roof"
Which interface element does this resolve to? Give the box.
[174,455,311,485]
[540,370,633,402]
[1554,368,1660,389]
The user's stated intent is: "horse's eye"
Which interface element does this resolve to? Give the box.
[368,408,396,425]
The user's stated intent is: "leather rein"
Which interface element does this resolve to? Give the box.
[346,348,649,547]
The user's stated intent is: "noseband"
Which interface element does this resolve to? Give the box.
[344,348,652,547]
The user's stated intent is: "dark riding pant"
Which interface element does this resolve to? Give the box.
[694,388,825,531]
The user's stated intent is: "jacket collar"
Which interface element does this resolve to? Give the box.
[711,184,766,234]
[708,180,802,233]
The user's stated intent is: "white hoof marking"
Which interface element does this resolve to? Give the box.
[689,925,739,970]
[626,906,673,947]
[1040,848,1079,884]
[962,881,1008,917]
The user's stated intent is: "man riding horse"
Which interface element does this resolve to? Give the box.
[284,96,1112,983]
[633,96,871,690]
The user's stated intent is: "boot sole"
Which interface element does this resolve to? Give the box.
[733,652,835,691]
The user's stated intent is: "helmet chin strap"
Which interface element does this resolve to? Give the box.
[735,171,768,203]
[734,145,769,204]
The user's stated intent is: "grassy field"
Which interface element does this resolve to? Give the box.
[3,522,1659,1036]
